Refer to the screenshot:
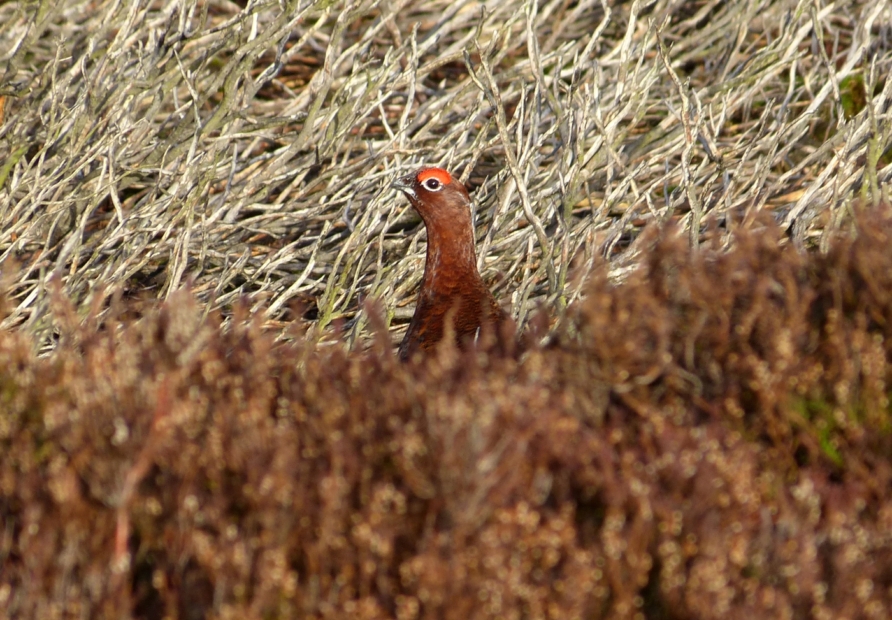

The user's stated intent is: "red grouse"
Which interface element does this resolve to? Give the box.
[391,167,505,361]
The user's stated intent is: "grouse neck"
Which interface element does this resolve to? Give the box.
[420,216,483,294]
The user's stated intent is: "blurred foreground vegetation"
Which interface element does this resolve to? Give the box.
[2,211,892,618]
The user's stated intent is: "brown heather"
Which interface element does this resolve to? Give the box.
[1,211,892,619]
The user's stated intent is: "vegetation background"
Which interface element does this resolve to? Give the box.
[1,0,891,618]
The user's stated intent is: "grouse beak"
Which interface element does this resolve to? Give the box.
[390,174,416,199]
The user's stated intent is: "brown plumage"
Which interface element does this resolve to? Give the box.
[391,167,505,361]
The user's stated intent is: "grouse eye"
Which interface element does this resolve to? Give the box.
[422,178,442,191]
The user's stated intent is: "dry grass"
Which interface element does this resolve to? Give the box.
[1,0,890,348]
